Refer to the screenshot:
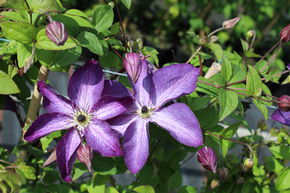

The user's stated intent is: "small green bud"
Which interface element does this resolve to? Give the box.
[246,30,256,39]
[243,158,253,171]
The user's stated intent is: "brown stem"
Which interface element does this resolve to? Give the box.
[259,41,281,62]
[24,66,49,127]
[197,79,223,88]
[186,46,202,63]
[205,130,253,159]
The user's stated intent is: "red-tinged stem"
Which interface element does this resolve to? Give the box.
[205,130,253,159]
[197,79,223,88]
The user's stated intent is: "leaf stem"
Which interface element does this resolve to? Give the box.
[186,46,201,64]
[205,130,253,159]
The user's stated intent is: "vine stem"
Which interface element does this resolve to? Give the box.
[186,46,201,64]
[24,66,49,129]
[205,130,253,159]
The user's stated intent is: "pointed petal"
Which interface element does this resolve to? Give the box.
[85,119,122,157]
[151,63,199,107]
[123,119,149,174]
[271,110,290,126]
[151,103,203,147]
[24,113,73,142]
[133,60,154,106]
[91,96,132,120]
[56,129,81,183]
[38,81,74,115]
[68,60,104,112]
[102,80,131,98]
[109,113,138,135]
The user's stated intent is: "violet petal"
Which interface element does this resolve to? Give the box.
[38,81,74,115]
[151,63,199,107]
[102,80,131,98]
[91,96,132,120]
[150,103,203,147]
[123,118,149,174]
[24,113,73,142]
[271,109,290,126]
[56,129,81,183]
[133,59,153,107]
[85,119,122,157]
[109,113,138,136]
[68,60,104,112]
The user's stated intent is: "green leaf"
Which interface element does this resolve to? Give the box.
[221,57,232,82]
[72,162,87,181]
[17,163,36,180]
[92,156,117,175]
[265,157,283,174]
[99,51,122,69]
[36,28,78,50]
[240,39,249,52]
[40,131,61,151]
[17,43,32,68]
[276,167,290,191]
[178,186,197,193]
[194,106,219,129]
[142,46,159,65]
[218,89,238,120]
[106,187,119,193]
[0,182,7,193]
[168,172,182,189]
[253,98,268,120]
[0,10,27,22]
[207,43,223,61]
[220,122,240,157]
[133,185,155,193]
[36,46,81,71]
[0,70,20,94]
[93,5,114,33]
[65,9,88,18]
[269,145,290,160]
[77,31,103,55]
[0,22,36,44]
[246,66,262,96]
[121,0,132,9]
[26,0,63,13]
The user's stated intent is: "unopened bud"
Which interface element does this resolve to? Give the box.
[222,17,240,29]
[277,95,290,111]
[218,167,229,181]
[246,30,256,39]
[46,21,68,46]
[43,149,56,167]
[280,24,290,42]
[243,158,253,171]
[123,52,142,83]
[197,146,217,173]
[77,144,93,172]
[287,63,290,70]
[210,179,219,189]
[204,62,221,79]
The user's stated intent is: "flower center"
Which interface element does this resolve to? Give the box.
[77,114,87,123]
[74,110,91,130]
[139,106,152,118]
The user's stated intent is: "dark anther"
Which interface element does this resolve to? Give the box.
[141,106,148,114]
[77,114,86,123]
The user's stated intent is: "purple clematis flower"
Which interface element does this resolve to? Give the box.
[271,95,290,126]
[197,146,217,173]
[24,60,131,182]
[110,55,203,173]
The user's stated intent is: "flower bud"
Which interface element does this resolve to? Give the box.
[218,167,229,181]
[242,158,253,171]
[204,62,221,79]
[123,52,142,83]
[280,24,290,42]
[287,63,290,70]
[197,146,217,173]
[43,149,56,167]
[46,21,68,46]
[77,144,93,172]
[222,17,240,29]
[246,30,256,39]
[277,95,290,111]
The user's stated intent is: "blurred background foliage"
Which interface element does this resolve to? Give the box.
[61,0,290,96]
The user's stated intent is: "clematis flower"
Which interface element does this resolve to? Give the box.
[110,54,203,173]
[197,146,217,173]
[24,60,131,182]
[271,95,290,126]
